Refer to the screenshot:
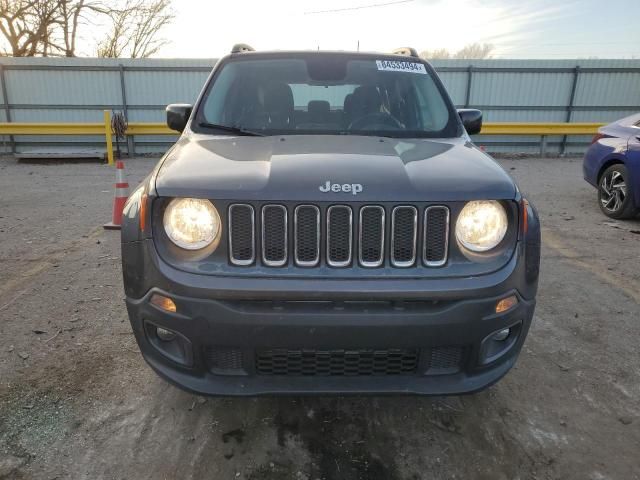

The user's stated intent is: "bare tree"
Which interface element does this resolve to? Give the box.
[0,0,110,56]
[97,0,172,58]
[57,0,108,57]
[420,43,494,61]
[0,0,60,56]
[0,0,170,57]
[454,43,494,59]
[420,48,451,60]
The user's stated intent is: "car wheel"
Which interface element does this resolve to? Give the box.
[598,164,637,219]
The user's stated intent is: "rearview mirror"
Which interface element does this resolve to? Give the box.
[166,104,193,133]
[457,109,483,135]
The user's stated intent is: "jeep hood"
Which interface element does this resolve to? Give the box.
[155,134,516,202]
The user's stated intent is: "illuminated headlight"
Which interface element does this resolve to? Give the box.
[455,200,508,252]
[163,198,221,250]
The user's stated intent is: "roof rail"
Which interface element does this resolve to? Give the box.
[392,47,419,58]
[231,43,255,54]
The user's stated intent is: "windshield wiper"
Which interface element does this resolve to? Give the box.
[198,122,265,137]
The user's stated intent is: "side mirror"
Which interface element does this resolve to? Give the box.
[166,104,193,132]
[457,109,483,135]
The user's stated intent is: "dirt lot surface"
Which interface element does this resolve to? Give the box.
[1,155,639,480]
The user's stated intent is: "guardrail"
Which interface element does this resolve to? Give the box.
[0,111,604,164]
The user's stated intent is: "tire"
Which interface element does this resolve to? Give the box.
[597,164,637,219]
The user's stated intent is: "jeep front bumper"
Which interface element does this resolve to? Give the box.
[122,239,538,396]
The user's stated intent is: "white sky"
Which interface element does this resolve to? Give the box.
[2,0,637,58]
[157,0,640,59]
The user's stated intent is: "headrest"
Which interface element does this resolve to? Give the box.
[264,82,294,112]
[351,86,381,115]
[308,100,330,117]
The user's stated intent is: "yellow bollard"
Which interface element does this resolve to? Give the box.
[104,110,114,166]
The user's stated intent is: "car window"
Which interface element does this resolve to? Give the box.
[197,56,458,138]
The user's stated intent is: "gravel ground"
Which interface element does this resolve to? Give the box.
[0,155,639,480]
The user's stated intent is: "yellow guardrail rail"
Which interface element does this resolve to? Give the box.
[479,122,604,135]
[0,111,604,165]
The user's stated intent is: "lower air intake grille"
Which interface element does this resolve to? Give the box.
[426,346,463,375]
[256,348,419,376]
[204,347,244,374]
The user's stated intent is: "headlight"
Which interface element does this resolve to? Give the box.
[455,200,508,252]
[163,198,221,250]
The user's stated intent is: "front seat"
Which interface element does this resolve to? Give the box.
[307,100,330,124]
[350,86,382,121]
[263,82,294,129]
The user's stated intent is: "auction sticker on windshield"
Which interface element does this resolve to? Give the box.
[376,60,427,74]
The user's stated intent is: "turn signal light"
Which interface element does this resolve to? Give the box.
[495,295,518,314]
[150,293,177,313]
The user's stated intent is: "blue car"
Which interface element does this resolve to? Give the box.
[583,113,640,219]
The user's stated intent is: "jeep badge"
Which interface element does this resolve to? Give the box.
[319,181,363,195]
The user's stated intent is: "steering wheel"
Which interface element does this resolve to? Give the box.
[349,112,403,131]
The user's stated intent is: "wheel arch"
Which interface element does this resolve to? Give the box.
[597,157,626,184]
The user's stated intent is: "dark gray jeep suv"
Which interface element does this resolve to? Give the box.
[121,45,540,396]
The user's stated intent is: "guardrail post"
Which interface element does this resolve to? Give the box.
[561,66,580,155]
[104,110,114,166]
[119,64,135,157]
[0,64,15,154]
[464,65,473,107]
[540,135,547,158]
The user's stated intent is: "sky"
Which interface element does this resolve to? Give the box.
[157,0,640,59]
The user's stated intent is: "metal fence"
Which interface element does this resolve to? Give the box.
[1,57,639,155]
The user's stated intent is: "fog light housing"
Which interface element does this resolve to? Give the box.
[480,322,522,365]
[144,321,193,367]
[156,327,176,342]
[491,328,510,341]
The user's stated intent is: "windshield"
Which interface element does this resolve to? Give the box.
[195,54,459,138]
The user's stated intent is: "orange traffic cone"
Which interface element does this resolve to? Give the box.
[104,160,129,230]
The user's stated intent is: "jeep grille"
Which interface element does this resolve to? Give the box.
[227,204,449,269]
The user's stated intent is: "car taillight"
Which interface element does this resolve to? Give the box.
[590,132,606,144]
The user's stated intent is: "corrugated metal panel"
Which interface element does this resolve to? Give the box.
[6,70,121,105]
[478,109,568,122]
[574,72,640,107]
[435,71,468,105]
[124,70,210,106]
[470,72,573,106]
[11,108,108,122]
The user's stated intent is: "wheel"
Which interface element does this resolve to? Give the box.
[598,164,637,219]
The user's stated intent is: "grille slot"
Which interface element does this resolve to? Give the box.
[359,206,385,267]
[294,205,320,267]
[228,204,255,265]
[424,206,450,267]
[391,206,418,267]
[327,205,353,267]
[262,205,288,266]
[256,349,419,376]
